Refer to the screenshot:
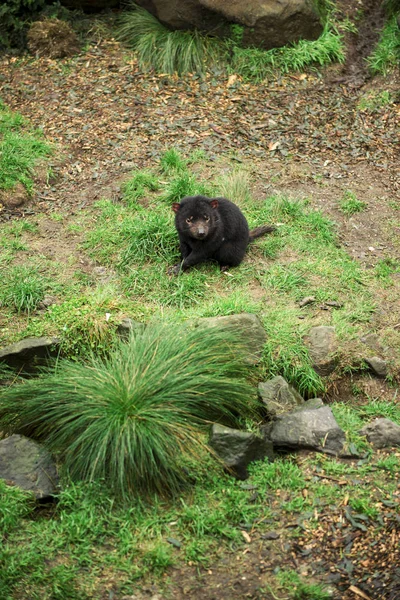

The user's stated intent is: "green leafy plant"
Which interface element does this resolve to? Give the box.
[0,322,256,498]
[160,148,187,173]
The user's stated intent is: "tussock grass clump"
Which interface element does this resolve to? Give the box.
[217,170,252,205]
[0,265,46,313]
[0,101,51,192]
[230,26,345,81]
[367,16,400,75]
[122,169,159,206]
[0,322,256,497]
[116,5,223,75]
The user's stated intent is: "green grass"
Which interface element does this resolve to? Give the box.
[0,265,47,313]
[116,5,223,75]
[339,190,366,215]
[358,90,393,112]
[367,15,400,75]
[116,5,344,79]
[0,101,51,193]
[0,321,256,498]
[230,25,345,81]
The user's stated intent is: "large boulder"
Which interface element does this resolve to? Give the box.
[135,0,323,49]
[0,435,59,500]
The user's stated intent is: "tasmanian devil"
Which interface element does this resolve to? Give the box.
[169,195,275,274]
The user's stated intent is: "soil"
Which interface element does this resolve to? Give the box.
[0,1,399,598]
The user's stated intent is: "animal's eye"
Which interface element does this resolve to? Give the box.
[204,215,210,221]
[186,217,192,224]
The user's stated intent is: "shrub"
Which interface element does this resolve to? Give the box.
[0,0,47,49]
[0,321,256,498]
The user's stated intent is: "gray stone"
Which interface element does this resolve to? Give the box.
[209,424,274,479]
[359,418,400,449]
[306,326,337,376]
[265,405,345,455]
[364,356,387,378]
[0,337,60,371]
[195,313,266,365]
[0,435,59,499]
[116,318,146,340]
[258,375,304,417]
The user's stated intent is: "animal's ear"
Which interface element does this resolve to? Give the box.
[210,199,219,209]
[172,203,180,213]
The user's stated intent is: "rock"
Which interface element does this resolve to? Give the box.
[200,0,323,49]
[306,326,337,376]
[258,375,304,417]
[0,183,29,210]
[27,18,80,59]
[0,337,60,371]
[195,313,266,365]
[364,356,387,378]
[0,435,59,500]
[264,404,345,455]
[116,318,146,340]
[209,424,274,479]
[135,0,322,50]
[359,418,400,449]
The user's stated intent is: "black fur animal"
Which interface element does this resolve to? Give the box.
[169,195,275,274]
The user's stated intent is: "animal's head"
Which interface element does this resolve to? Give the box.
[172,196,219,240]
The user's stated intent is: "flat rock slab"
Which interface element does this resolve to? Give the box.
[359,418,400,448]
[195,313,266,365]
[0,337,60,371]
[265,405,345,455]
[0,434,59,499]
[306,326,337,376]
[209,424,274,480]
[258,375,304,417]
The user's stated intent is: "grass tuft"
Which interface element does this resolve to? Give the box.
[230,25,345,81]
[0,265,46,313]
[116,5,223,75]
[0,102,51,192]
[339,190,366,215]
[0,321,256,498]
[367,16,400,75]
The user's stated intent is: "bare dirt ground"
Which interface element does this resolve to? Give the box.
[0,3,399,598]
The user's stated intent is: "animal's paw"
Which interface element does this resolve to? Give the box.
[168,263,183,276]
[220,265,230,272]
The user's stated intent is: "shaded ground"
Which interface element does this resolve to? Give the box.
[0,6,400,599]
